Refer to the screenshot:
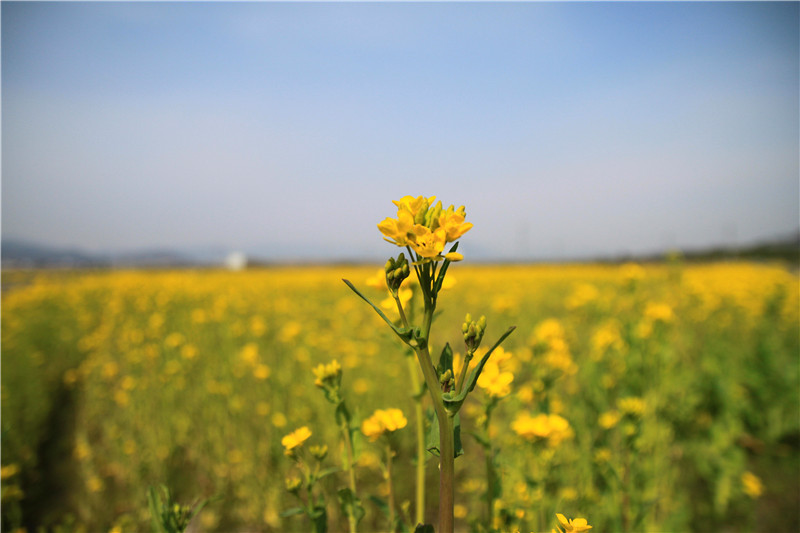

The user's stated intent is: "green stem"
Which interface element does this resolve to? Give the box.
[341,417,358,533]
[456,350,474,394]
[385,440,397,532]
[416,339,454,533]
[397,291,426,526]
[484,403,495,524]
[406,355,427,526]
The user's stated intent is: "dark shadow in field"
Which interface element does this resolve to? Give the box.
[21,382,81,532]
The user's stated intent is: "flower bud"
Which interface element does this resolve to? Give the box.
[463,314,487,353]
[384,253,410,294]
[309,444,328,461]
[285,476,302,493]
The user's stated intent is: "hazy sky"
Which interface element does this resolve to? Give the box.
[3,1,798,260]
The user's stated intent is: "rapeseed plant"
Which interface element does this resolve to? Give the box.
[345,195,515,533]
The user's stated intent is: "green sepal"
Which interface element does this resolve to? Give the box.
[338,487,365,526]
[436,342,454,378]
[414,523,435,533]
[425,410,464,458]
[279,507,306,518]
[442,326,516,414]
[343,279,419,344]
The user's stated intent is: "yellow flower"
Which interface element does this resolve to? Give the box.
[644,302,674,323]
[378,209,416,247]
[599,410,621,429]
[742,471,763,498]
[476,347,514,398]
[556,513,592,532]
[512,412,572,445]
[410,225,447,258]
[281,426,312,452]
[361,408,408,441]
[1,464,19,480]
[436,206,473,242]
[393,195,436,218]
[618,396,645,416]
[312,359,342,388]
[377,196,472,261]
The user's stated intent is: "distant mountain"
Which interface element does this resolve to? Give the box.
[1,239,109,268]
[2,231,798,269]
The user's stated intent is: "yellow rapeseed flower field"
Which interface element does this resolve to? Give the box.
[1,262,797,532]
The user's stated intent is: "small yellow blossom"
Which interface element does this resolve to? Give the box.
[239,343,259,365]
[281,426,312,452]
[644,302,674,323]
[741,471,763,498]
[1,464,19,480]
[253,364,271,380]
[618,396,645,416]
[512,412,572,446]
[556,513,592,532]
[599,410,621,429]
[361,408,408,441]
[312,359,342,388]
[476,347,514,398]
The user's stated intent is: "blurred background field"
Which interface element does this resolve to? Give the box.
[2,260,797,532]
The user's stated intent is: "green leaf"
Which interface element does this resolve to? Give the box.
[317,466,341,480]
[279,507,306,518]
[310,505,328,533]
[335,402,351,427]
[425,409,464,458]
[433,242,459,294]
[338,487,366,526]
[436,343,453,378]
[343,279,417,343]
[368,495,390,515]
[442,326,516,414]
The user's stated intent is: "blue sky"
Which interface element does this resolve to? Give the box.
[3,1,798,261]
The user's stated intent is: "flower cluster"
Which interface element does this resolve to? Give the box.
[378,195,471,262]
[361,408,408,442]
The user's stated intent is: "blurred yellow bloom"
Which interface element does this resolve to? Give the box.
[512,412,572,446]
[618,397,645,416]
[281,426,312,452]
[644,302,674,323]
[1,464,19,480]
[239,343,259,365]
[312,359,342,388]
[253,364,271,380]
[556,513,592,532]
[742,471,763,498]
[361,408,408,441]
[476,347,514,398]
[599,410,621,429]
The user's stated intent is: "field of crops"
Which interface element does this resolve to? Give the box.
[2,260,798,532]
